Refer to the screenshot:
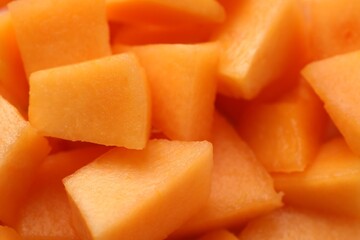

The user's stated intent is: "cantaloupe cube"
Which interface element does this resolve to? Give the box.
[198,230,238,240]
[273,138,360,217]
[215,0,305,99]
[0,226,21,240]
[63,139,213,240]
[173,113,281,237]
[29,53,150,150]
[15,147,108,240]
[107,0,225,25]
[0,96,50,225]
[131,43,218,141]
[8,0,111,75]
[299,0,360,60]
[237,83,326,172]
[301,50,360,156]
[0,12,28,113]
[238,208,360,240]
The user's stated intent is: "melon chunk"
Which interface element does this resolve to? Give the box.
[238,208,360,240]
[0,96,50,225]
[0,226,21,240]
[198,230,238,240]
[273,138,360,218]
[0,12,28,113]
[301,50,360,156]
[131,43,218,141]
[215,0,305,99]
[8,0,111,75]
[29,53,150,150]
[63,139,213,240]
[237,83,326,172]
[107,0,225,25]
[15,147,108,240]
[174,113,281,237]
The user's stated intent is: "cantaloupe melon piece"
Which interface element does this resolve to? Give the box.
[131,43,218,141]
[237,83,326,172]
[110,23,212,45]
[273,138,360,218]
[0,226,21,240]
[63,139,213,240]
[29,53,150,150]
[299,0,360,60]
[301,50,360,156]
[0,12,28,113]
[198,230,238,240]
[238,207,360,240]
[173,113,281,237]
[16,147,108,240]
[8,0,111,76]
[215,0,305,99]
[0,96,50,225]
[107,0,225,25]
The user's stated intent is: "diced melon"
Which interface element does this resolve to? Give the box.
[301,50,360,156]
[8,0,111,75]
[198,230,238,240]
[273,138,360,218]
[237,83,326,172]
[29,53,150,150]
[0,96,50,225]
[174,113,281,236]
[63,139,213,240]
[16,147,108,240]
[0,12,28,113]
[0,226,21,240]
[107,0,225,25]
[215,0,305,99]
[238,208,360,240]
[131,43,218,141]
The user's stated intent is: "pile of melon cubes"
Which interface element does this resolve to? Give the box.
[1,0,360,239]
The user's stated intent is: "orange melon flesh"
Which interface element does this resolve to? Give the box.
[63,139,213,240]
[198,230,238,240]
[299,0,360,60]
[0,96,50,225]
[107,0,225,25]
[15,147,108,240]
[174,113,282,237]
[273,138,360,218]
[301,50,360,156]
[131,43,218,141]
[110,23,212,45]
[29,53,150,150]
[238,207,360,240]
[0,226,21,240]
[0,12,28,113]
[215,0,305,99]
[8,0,111,76]
[237,83,326,173]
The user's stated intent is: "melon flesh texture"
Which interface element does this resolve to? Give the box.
[131,43,218,141]
[0,226,21,240]
[0,12,28,113]
[8,0,111,76]
[273,138,360,218]
[0,96,50,225]
[215,0,305,99]
[238,207,360,240]
[15,147,108,240]
[106,0,225,25]
[197,230,238,240]
[299,0,360,60]
[29,53,150,150]
[237,83,326,173]
[173,113,281,237]
[301,50,360,156]
[63,139,213,240]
